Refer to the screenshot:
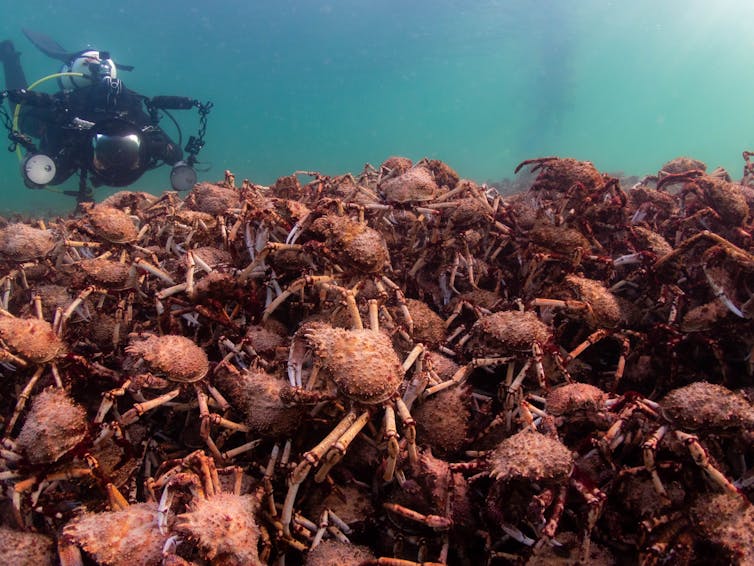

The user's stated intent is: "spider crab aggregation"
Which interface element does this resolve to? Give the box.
[1,155,754,564]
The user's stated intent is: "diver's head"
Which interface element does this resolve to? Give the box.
[59,50,117,90]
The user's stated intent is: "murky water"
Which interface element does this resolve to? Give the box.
[2,0,754,214]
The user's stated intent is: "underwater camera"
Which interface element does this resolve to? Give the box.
[17,115,182,190]
[1,69,211,202]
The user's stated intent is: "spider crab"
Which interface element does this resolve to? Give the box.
[96,333,251,462]
[279,297,424,537]
[451,426,605,563]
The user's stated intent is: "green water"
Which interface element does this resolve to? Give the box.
[2,0,754,214]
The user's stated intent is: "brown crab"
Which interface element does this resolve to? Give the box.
[658,169,749,228]
[515,157,606,201]
[603,382,751,503]
[185,181,241,215]
[75,203,141,245]
[379,448,475,564]
[650,382,753,497]
[542,381,618,449]
[532,274,641,388]
[59,498,168,566]
[452,427,604,562]
[0,222,57,262]
[158,451,265,565]
[0,526,56,565]
[379,166,440,204]
[279,297,424,536]
[0,388,92,526]
[98,333,249,462]
[307,212,391,274]
[688,492,754,564]
[0,222,59,308]
[437,309,568,432]
[0,309,71,433]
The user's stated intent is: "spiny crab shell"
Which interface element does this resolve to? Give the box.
[413,385,470,456]
[191,245,233,268]
[561,274,625,329]
[423,158,460,189]
[76,257,136,289]
[214,367,303,437]
[0,526,55,565]
[380,155,413,176]
[545,382,609,423]
[659,156,706,176]
[402,298,446,347]
[693,175,749,225]
[174,492,263,566]
[689,493,754,564]
[300,322,404,404]
[464,310,551,356]
[528,157,605,194]
[0,316,66,363]
[305,539,375,566]
[61,502,168,566]
[488,428,574,483]
[379,166,439,203]
[631,225,674,257]
[529,222,593,256]
[0,222,56,261]
[82,203,139,244]
[660,381,754,431]
[187,181,241,215]
[447,194,491,229]
[309,214,390,274]
[15,387,87,465]
[125,334,209,383]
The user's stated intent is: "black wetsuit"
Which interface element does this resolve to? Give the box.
[1,41,181,187]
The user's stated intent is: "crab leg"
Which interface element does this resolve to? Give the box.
[106,483,129,511]
[121,388,181,426]
[57,285,96,335]
[402,347,428,410]
[675,431,740,495]
[537,484,568,540]
[322,283,362,330]
[383,405,399,481]
[314,410,370,482]
[5,366,44,434]
[281,410,359,536]
[424,356,515,397]
[383,502,452,530]
[263,444,280,516]
[703,263,745,318]
[94,379,132,424]
[263,275,333,322]
[133,258,176,285]
[395,397,418,464]
[642,425,669,499]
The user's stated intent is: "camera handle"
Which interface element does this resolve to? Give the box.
[146,96,212,165]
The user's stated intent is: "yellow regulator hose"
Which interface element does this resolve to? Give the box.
[12,71,84,160]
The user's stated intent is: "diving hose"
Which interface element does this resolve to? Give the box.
[12,71,84,160]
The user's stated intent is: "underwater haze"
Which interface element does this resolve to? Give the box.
[2,0,754,214]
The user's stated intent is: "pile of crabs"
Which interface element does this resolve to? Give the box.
[1,153,754,565]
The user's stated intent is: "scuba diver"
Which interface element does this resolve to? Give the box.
[0,29,212,203]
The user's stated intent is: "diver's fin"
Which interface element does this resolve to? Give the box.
[21,28,134,71]
[22,28,75,62]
